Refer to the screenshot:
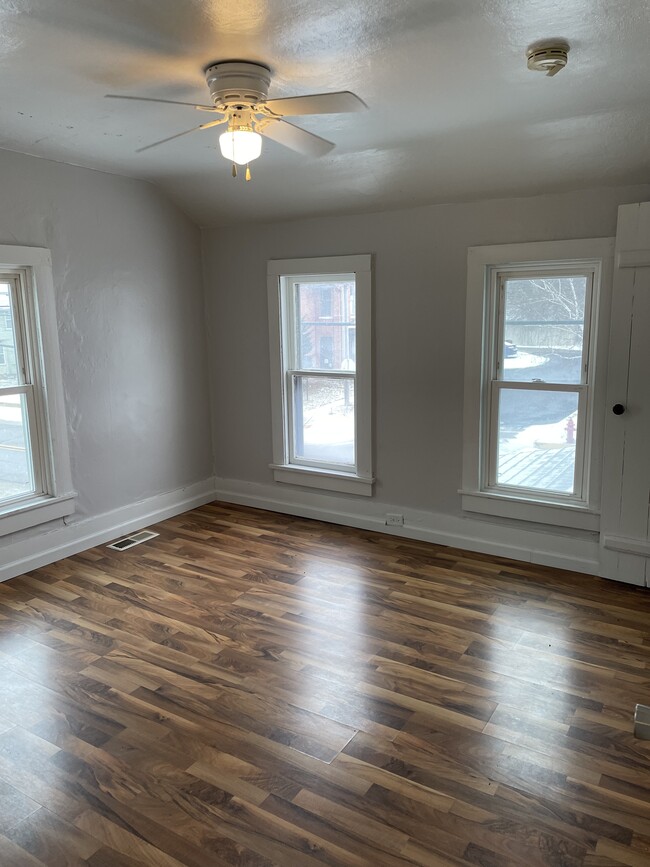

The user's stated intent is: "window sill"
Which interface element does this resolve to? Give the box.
[0,492,77,537]
[460,490,599,531]
[270,464,374,496]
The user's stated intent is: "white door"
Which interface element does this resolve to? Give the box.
[600,203,650,586]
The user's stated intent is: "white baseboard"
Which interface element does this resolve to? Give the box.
[0,478,216,583]
[213,477,601,575]
[1,473,603,584]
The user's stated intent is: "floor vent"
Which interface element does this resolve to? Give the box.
[107,529,159,551]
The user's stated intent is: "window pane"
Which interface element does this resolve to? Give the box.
[292,376,355,466]
[0,283,20,387]
[294,280,356,371]
[496,389,579,494]
[501,276,587,384]
[0,393,35,501]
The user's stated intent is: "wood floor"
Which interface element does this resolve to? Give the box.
[0,503,649,866]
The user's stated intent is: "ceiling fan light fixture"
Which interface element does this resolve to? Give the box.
[219,128,262,165]
[109,61,367,169]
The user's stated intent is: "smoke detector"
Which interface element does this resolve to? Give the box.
[527,40,570,77]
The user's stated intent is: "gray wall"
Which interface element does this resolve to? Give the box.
[0,148,213,546]
[202,183,650,517]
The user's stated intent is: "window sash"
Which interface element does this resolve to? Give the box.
[283,275,358,473]
[286,370,356,471]
[0,270,48,508]
[286,369,355,379]
[485,381,588,499]
[1,275,29,387]
[493,269,594,386]
[287,273,356,372]
[482,265,597,504]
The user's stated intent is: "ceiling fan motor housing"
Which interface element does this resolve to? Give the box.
[205,62,271,110]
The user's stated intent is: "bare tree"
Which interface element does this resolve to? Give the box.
[504,277,585,349]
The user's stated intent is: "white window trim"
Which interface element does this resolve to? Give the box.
[0,245,75,536]
[461,238,614,531]
[268,254,374,496]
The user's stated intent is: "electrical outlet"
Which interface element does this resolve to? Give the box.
[385,513,404,527]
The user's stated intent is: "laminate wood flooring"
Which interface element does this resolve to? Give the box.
[0,502,649,866]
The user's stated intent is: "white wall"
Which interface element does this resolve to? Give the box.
[202,183,650,573]
[1,149,213,570]
[3,165,648,579]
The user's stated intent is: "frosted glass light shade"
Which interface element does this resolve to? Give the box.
[219,130,262,165]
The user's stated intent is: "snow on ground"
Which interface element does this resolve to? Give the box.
[0,396,21,424]
[499,411,578,456]
[503,351,546,371]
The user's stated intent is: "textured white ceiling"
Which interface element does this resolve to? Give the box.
[2,0,649,226]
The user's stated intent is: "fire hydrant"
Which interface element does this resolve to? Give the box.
[565,416,575,444]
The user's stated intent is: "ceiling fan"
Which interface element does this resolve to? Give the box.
[106,61,367,180]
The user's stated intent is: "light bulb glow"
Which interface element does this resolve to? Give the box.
[219,129,262,165]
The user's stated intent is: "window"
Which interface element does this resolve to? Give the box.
[347,328,356,364]
[319,286,333,318]
[0,246,74,535]
[319,334,334,369]
[268,255,373,495]
[462,238,614,530]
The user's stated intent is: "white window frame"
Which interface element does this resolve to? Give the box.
[0,246,75,536]
[461,238,614,530]
[268,255,373,496]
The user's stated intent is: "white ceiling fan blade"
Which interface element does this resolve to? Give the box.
[198,118,228,130]
[264,91,367,117]
[259,120,334,157]
[135,118,226,153]
[106,94,216,110]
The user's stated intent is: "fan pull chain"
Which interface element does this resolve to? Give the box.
[245,164,252,182]
[232,162,237,178]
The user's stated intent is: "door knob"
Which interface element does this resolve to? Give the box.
[612,404,626,415]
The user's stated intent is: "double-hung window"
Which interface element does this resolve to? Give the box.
[462,238,614,529]
[268,255,373,495]
[0,246,74,535]
[0,274,44,503]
